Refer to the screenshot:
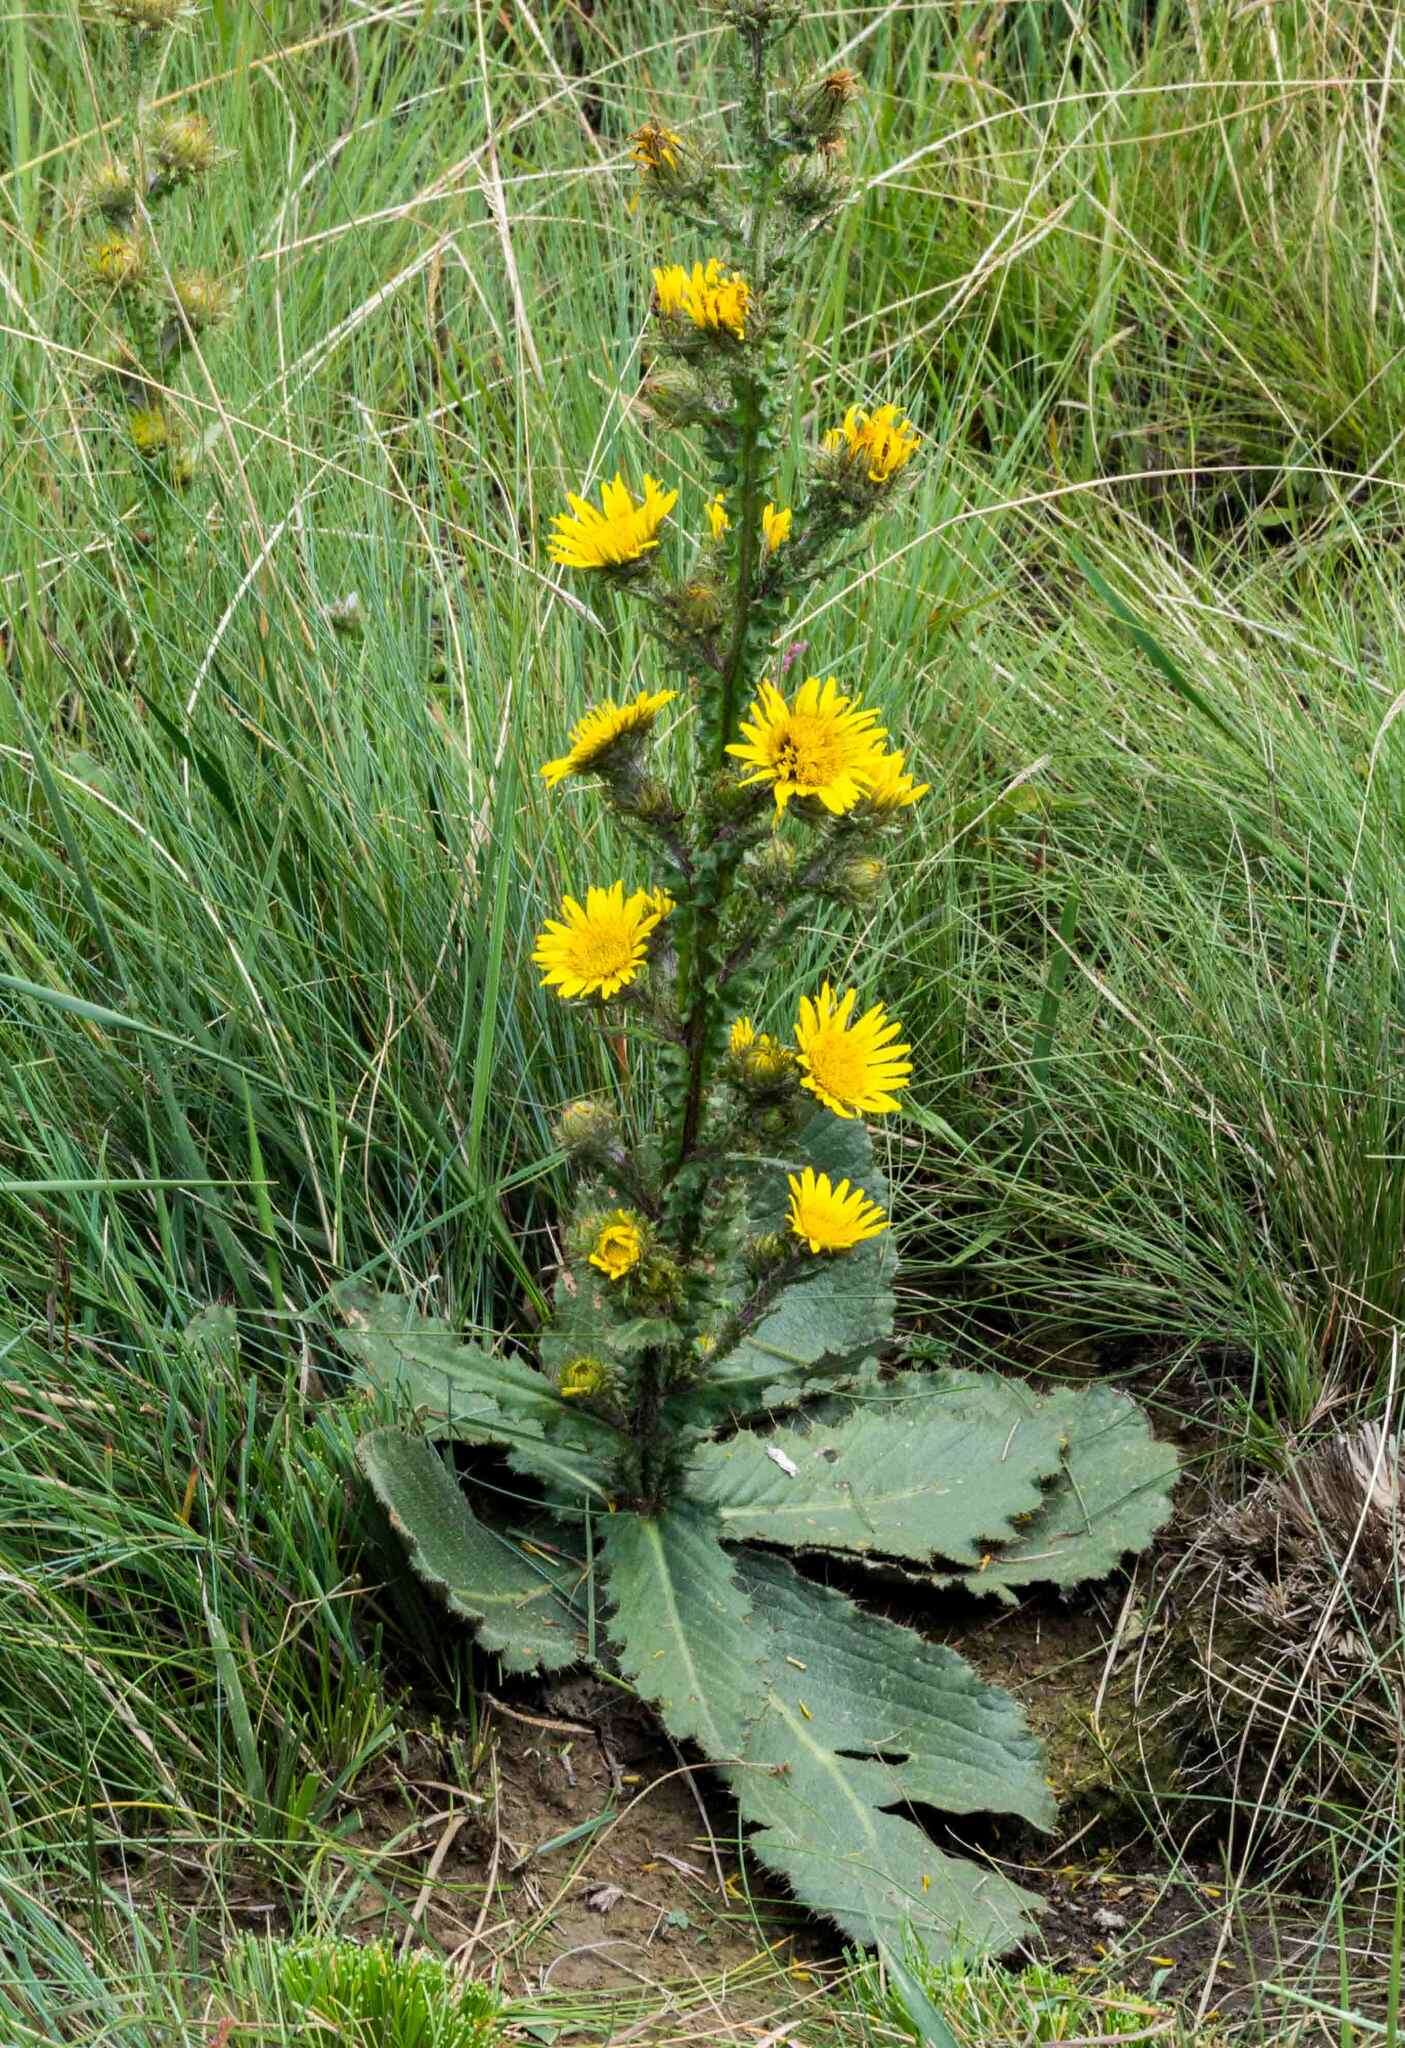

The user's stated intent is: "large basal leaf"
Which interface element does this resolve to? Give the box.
[595,1502,1050,1956]
[943,1382,1179,1603]
[669,1116,897,1428]
[600,1502,765,1758]
[730,1551,1052,1954]
[357,1428,587,1674]
[336,1283,618,1501]
[689,1372,1062,1564]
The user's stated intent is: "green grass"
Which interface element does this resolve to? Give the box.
[4,0,1405,2035]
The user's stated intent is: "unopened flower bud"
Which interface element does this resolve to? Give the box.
[149,111,220,184]
[641,365,715,430]
[745,1230,789,1277]
[103,0,194,29]
[747,837,797,892]
[76,159,136,222]
[780,151,848,223]
[170,269,235,332]
[671,578,725,634]
[559,1354,610,1401]
[556,1099,620,1157]
[87,231,144,290]
[831,853,887,905]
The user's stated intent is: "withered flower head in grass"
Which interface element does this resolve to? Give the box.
[589,1211,645,1281]
[863,747,930,811]
[728,674,887,814]
[533,882,667,1001]
[128,404,172,455]
[540,689,677,788]
[824,402,920,484]
[548,473,677,571]
[794,982,911,1117]
[787,1167,887,1254]
[652,257,750,340]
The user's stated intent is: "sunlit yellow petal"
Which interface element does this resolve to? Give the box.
[794,981,912,1117]
[786,1167,888,1254]
[725,674,888,815]
[532,881,665,1000]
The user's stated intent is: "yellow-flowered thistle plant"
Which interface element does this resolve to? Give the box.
[358,0,1178,1960]
[528,0,933,1505]
[70,0,234,490]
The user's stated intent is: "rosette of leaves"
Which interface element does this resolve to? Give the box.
[344,1113,1176,1958]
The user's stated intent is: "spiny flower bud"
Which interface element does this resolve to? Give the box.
[641,365,715,430]
[831,853,887,905]
[718,0,802,31]
[103,0,195,30]
[170,269,235,332]
[556,1098,620,1157]
[747,836,798,894]
[788,67,861,144]
[745,1230,790,1277]
[780,151,849,223]
[628,120,713,205]
[149,111,220,184]
[87,231,145,290]
[670,578,725,635]
[76,159,136,222]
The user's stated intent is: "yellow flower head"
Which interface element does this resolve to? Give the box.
[729,1014,793,1083]
[128,405,171,454]
[823,402,920,484]
[707,496,730,540]
[730,1016,756,1052]
[560,1354,609,1399]
[631,120,684,174]
[652,257,750,340]
[548,473,677,571]
[787,1167,888,1254]
[863,747,931,811]
[532,882,666,1001]
[540,689,676,788]
[589,1211,645,1281]
[87,231,144,289]
[727,675,887,815]
[647,886,676,920]
[794,982,912,1117]
[761,503,792,553]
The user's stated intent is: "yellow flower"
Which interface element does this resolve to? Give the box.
[647,886,676,919]
[652,257,750,340]
[548,473,677,571]
[823,402,920,484]
[729,1014,793,1083]
[532,882,666,1001]
[631,120,683,173]
[761,503,792,552]
[863,747,930,810]
[786,1168,888,1254]
[727,675,888,815]
[794,983,912,1117]
[707,496,730,540]
[730,1016,756,1052]
[87,231,144,288]
[560,1355,609,1398]
[589,1211,644,1281]
[128,405,171,454]
[540,688,677,788]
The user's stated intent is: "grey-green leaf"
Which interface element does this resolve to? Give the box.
[690,1373,1061,1563]
[729,1551,1052,1953]
[947,1383,1179,1602]
[600,1503,764,1759]
[357,1428,586,1673]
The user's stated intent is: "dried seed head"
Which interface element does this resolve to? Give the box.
[149,110,220,183]
[788,66,862,144]
[76,158,137,222]
[86,231,145,290]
